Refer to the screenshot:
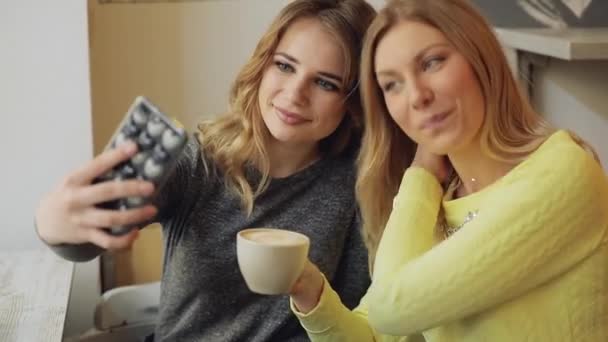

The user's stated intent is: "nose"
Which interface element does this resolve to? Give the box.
[409,78,433,110]
[284,75,309,106]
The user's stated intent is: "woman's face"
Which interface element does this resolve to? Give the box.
[258,17,348,149]
[374,20,485,155]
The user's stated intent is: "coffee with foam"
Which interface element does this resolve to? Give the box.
[241,230,307,246]
[236,228,310,295]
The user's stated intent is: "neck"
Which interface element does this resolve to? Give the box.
[448,137,513,197]
[264,138,320,178]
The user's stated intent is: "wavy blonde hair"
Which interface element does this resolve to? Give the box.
[197,0,376,214]
[357,0,599,269]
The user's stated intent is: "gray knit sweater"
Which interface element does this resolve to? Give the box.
[49,135,370,341]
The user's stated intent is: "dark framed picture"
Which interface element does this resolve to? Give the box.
[471,0,607,28]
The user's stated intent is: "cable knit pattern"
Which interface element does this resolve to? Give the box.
[294,130,608,342]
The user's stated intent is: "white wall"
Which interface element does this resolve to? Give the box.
[0,0,98,336]
[532,59,608,165]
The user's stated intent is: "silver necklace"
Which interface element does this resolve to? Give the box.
[443,210,479,238]
[437,174,481,238]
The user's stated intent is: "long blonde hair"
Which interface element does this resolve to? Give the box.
[357,0,599,269]
[198,0,376,214]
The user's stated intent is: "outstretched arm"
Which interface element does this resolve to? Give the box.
[36,141,157,261]
[292,270,408,342]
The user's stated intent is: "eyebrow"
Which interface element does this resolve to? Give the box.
[275,52,344,84]
[375,42,450,77]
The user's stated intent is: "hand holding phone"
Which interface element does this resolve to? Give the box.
[35,96,188,253]
[94,96,188,235]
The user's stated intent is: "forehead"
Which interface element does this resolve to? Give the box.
[276,17,346,76]
[374,20,448,70]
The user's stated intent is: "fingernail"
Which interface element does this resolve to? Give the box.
[122,140,137,154]
[148,206,158,216]
[140,182,155,195]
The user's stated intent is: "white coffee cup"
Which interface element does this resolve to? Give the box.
[236,228,310,295]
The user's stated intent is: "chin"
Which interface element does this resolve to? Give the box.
[268,130,295,143]
[266,125,302,144]
[424,131,463,155]
[427,144,452,156]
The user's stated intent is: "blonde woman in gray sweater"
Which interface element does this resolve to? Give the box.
[35,1,376,340]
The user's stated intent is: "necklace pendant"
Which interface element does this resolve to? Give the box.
[443,210,479,238]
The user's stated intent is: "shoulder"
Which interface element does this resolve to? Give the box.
[190,132,219,168]
[183,132,202,160]
[175,132,222,183]
[530,131,601,176]
[516,130,606,198]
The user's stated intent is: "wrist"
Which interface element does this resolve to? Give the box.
[410,162,448,184]
[291,271,325,314]
[34,218,52,245]
[34,214,62,246]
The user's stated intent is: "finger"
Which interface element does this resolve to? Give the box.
[64,141,138,186]
[72,179,155,207]
[289,260,315,295]
[87,228,140,250]
[75,205,158,228]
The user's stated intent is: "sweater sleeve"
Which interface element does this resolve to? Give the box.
[290,167,441,342]
[367,139,608,335]
[292,274,413,342]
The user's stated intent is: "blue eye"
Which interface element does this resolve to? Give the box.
[422,56,445,71]
[275,61,294,73]
[381,81,396,93]
[316,78,339,92]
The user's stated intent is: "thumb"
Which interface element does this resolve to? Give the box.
[289,259,314,295]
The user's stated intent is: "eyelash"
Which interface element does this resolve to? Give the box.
[275,61,294,73]
[316,79,339,92]
[380,55,447,93]
[422,55,446,71]
[382,81,397,93]
[274,60,339,92]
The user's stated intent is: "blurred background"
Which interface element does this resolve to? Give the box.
[472,0,606,28]
[0,0,605,338]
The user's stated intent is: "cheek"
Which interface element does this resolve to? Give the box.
[461,75,486,129]
[316,96,346,124]
[450,63,483,108]
[258,80,269,107]
[385,96,412,133]
[316,88,346,115]
[258,69,277,103]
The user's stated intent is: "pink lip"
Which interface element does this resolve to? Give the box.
[274,105,308,125]
[420,110,453,130]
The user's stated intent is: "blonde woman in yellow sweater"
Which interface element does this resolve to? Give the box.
[287,0,608,341]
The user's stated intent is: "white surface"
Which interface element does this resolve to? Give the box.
[94,281,160,330]
[75,323,156,342]
[562,0,593,18]
[496,28,608,60]
[0,0,99,337]
[0,1,93,249]
[0,249,74,342]
[532,59,608,166]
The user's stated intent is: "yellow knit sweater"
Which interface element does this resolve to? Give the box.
[293,131,608,342]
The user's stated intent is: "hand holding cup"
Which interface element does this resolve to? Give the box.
[236,228,310,295]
